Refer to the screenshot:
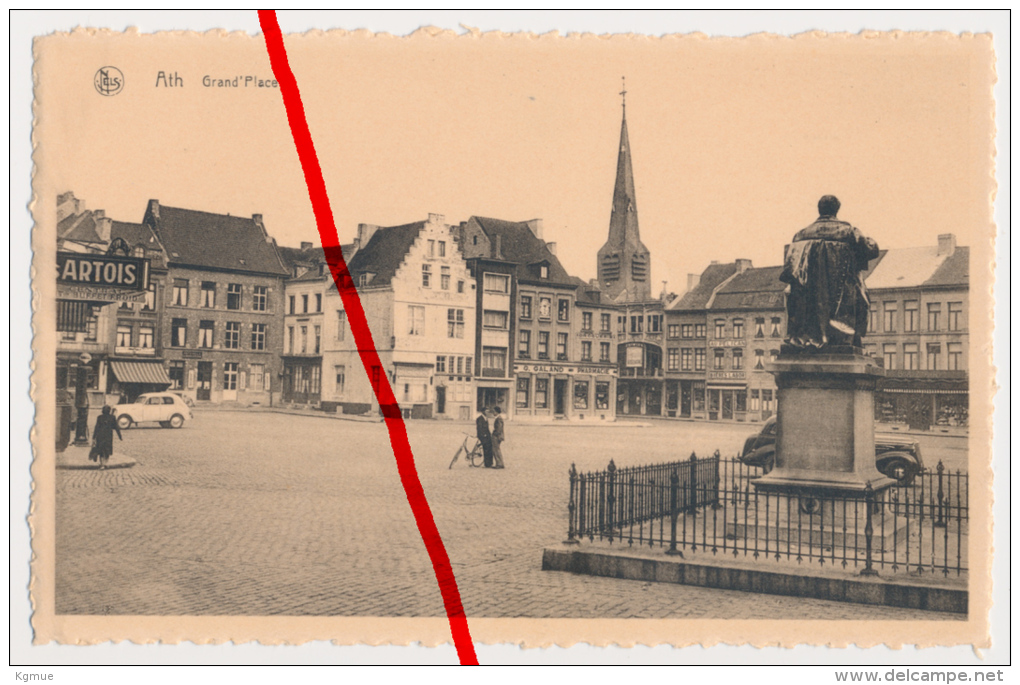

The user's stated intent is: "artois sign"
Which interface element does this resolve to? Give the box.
[57,251,150,302]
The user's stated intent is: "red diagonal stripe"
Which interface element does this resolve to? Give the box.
[258,10,478,665]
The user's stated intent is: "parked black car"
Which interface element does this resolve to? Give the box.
[740,416,924,485]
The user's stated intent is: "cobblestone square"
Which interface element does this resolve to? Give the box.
[55,410,964,620]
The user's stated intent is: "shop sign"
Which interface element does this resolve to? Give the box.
[57,252,150,290]
[709,339,745,348]
[708,370,745,380]
[625,344,644,368]
[514,363,617,377]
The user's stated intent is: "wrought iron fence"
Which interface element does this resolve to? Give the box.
[564,455,968,578]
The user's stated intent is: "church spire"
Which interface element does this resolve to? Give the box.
[597,78,651,302]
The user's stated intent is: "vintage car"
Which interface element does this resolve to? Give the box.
[115,392,194,429]
[740,416,924,485]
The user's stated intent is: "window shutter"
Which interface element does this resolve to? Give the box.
[239,371,247,391]
[187,369,196,389]
[264,373,271,392]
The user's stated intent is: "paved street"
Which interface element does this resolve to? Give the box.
[55,410,966,619]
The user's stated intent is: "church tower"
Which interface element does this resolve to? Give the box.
[597,79,651,302]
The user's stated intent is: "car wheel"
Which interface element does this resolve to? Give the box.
[169,414,185,429]
[880,456,917,486]
[116,415,133,430]
[763,456,775,475]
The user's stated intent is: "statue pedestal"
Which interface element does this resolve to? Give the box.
[754,346,896,498]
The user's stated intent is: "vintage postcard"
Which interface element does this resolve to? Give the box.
[26,14,999,660]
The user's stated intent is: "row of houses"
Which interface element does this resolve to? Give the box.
[55,101,969,431]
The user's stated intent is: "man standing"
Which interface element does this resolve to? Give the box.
[475,407,493,468]
[780,195,879,349]
[491,407,506,469]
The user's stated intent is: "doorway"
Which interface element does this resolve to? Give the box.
[436,386,446,415]
[553,379,567,416]
[680,381,692,417]
[196,362,212,401]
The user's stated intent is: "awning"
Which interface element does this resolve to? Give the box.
[109,361,172,386]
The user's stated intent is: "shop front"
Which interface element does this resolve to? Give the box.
[512,362,616,422]
[616,342,663,416]
[282,356,322,405]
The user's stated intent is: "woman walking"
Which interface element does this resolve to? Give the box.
[92,405,122,469]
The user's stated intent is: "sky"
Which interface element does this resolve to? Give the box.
[34,13,994,299]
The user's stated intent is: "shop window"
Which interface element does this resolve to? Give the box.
[750,389,760,411]
[168,361,185,390]
[516,377,530,408]
[573,381,589,410]
[736,391,747,413]
[595,382,610,410]
[535,378,549,409]
[251,323,266,351]
[250,364,265,392]
[692,383,706,412]
[223,362,238,391]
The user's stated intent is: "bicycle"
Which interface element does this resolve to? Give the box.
[448,432,485,469]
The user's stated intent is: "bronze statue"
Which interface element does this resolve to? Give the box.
[780,196,879,349]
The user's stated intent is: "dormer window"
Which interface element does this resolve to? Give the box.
[540,265,549,279]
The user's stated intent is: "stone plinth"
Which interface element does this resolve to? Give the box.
[754,346,896,497]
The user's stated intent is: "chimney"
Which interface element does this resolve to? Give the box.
[493,234,502,260]
[937,233,957,257]
[300,241,313,250]
[357,223,381,249]
[525,218,543,239]
[428,212,445,225]
[546,241,557,256]
[735,258,753,272]
[95,214,112,243]
[147,199,160,221]
[687,273,699,293]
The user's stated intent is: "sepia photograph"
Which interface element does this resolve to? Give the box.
[13,10,1008,671]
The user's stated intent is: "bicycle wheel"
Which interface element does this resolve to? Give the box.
[467,447,484,468]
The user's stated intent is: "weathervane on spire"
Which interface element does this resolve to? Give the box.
[620,76,627,116]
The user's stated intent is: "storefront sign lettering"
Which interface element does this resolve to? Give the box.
[57,252,150,291]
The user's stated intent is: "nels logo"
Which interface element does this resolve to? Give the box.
[94,66,124,96]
